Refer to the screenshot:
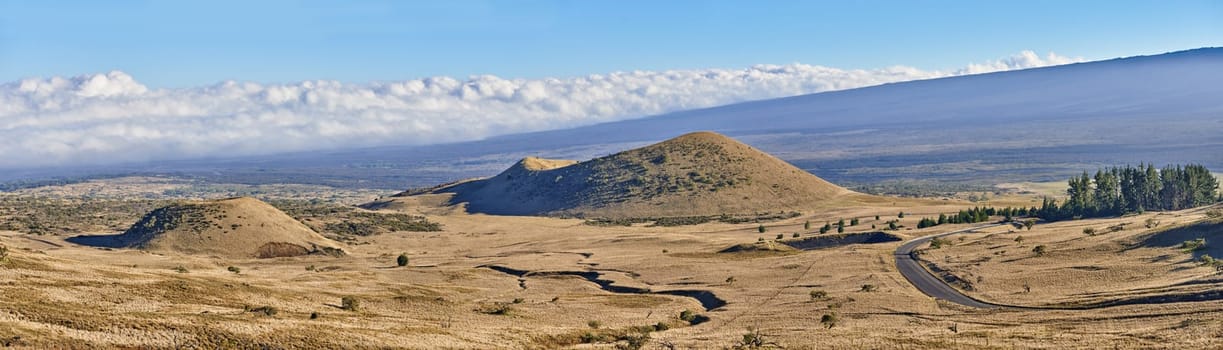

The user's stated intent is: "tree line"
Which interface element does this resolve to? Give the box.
[1039,163,1219,221]
[916,206,1034,229]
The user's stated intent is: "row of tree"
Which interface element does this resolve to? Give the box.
[1041,163,1219,221]
[916,206,1035,229]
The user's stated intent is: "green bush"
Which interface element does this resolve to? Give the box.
[1181,238,1207,253]
[587,320,602,329]
[820,313,839,329]
[227,266,241,274]
[341,296,360,311]
[1032,245,1048,256]
[397,253,409,267]
[679,309,698,323]
[809,290,828,300]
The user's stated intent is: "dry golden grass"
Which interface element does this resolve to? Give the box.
[0,193,1220,349]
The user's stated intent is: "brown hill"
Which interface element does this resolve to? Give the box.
[430,131,851,218]
[95,197,344,259]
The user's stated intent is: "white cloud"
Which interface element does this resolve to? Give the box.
[0,51,1080,169]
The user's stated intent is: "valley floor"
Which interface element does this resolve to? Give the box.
[0,193,1221,349]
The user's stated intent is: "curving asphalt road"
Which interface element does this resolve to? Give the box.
[894,224,1005,309]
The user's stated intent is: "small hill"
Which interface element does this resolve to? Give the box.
[88,197,344,258]
[430,131,851,218]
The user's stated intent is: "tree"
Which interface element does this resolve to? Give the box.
[1032,245,1048,256]
[804,221,811,230]
[819,222,831,234]
[341,296,361,311]
[898,211,905,218]
[757,225,766,233]
[888,221,898,230]
[850,218,859,226]
[837,225,844,233]
[1022,219,1035,231]
[820,313,840,329]
[397,253,409,267]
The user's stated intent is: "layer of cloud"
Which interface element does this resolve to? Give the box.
[0,51,1080,169]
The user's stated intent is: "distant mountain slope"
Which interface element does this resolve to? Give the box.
[9,48,1220,189]
[428,132,850,218]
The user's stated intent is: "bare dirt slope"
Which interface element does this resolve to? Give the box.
[70,197,344,259]
[428,131,852,218]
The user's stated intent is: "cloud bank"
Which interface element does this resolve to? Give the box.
[0,51,1079,169]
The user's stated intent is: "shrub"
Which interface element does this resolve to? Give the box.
[1023,219,1036,230]
[775,234,783,240]
[1014,236,1025,244]
[725,276,736,285]
[1145,217,1161,229]
[1032,245,1048,256]
[587,320,602,329]
[653,321,670,331]
[1207,209,1223,219]
[341,296,361,311]
[0,245,7,264]
[397,253,409,267]
[172,265,189,273]
[735,327,776,348]
[898,212,905,218]
[792,232,800,238]
[309,311,320,320]
[929,237,951,249]
[1083,227,1096,236]
[248,305,277,316]
[804,221,811,230]
[305,264,316,271]
[859,284,877,292]
[1181,238,1207,253]
[616,331,651,350]
[512,298,525,304]
[758,225,766,233]
[679,309,698,323]
[820,313,839,329]
[809,290,828,300]
[227,266,241,274]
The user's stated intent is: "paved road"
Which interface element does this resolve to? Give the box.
[894,224,1005,309]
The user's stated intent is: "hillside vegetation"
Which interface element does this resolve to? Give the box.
[429,131,850,218]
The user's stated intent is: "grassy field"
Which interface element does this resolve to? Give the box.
[0,181,1220,348]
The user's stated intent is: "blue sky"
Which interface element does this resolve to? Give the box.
[1,0,1220,87]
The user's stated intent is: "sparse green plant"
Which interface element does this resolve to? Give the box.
[1032,245,1048,256]
[1207,209,1223,219]
[725,276,737,285]
[734,327,780,349]
[397,253,409,267]
[679,309,698,323]
[306,264,316,271]
[247,305,277,316]
[820,312,839,329]
[227,266,241,274]
[1181,238,1207,253]
[929,237,952,249]
[1014,236,1025,244]
[809,290,828,300]
[1146,217,1161,229]
[859,284,877,292]
[653,321,670,331]
[172,265,189,273]
[1083,227,1096,236]
[0,245,8,264]
[1023,219,1036,230]
[512,297,525,304]
[341,296,361,311]
[587,320,602,329]
[615,331,651,350]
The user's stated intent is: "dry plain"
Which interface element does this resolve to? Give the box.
[0,182,1221,349]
